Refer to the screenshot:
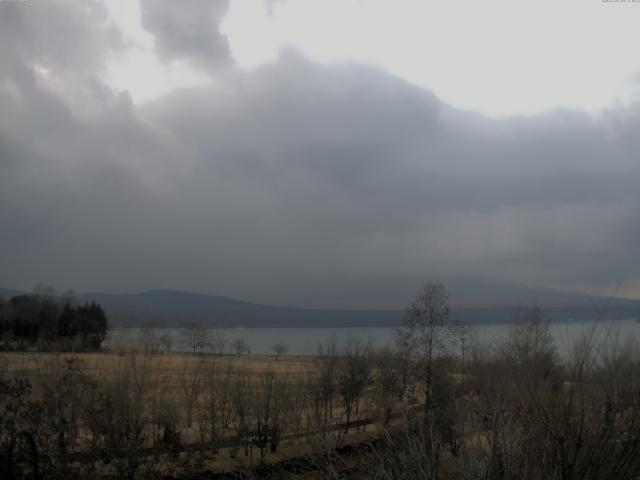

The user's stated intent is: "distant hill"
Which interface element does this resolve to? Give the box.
[2,287,639,328]
[78,289,640,328]
[77,290,402,328]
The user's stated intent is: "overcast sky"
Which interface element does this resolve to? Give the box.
[1,0,640,308]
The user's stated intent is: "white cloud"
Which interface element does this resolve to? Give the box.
[100,0,640,115]
[220,0,640,117]
[102,0,211,104]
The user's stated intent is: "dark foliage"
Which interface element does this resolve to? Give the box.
[0,294,108,350]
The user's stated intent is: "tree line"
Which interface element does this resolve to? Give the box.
[0,289,108,350]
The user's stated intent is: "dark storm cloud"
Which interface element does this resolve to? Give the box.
[0,0,195,293]
[1,2,639,307]
[139,0,231,70]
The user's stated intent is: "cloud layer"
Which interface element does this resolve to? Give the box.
[1,1,639,308]
[139,0,231,71]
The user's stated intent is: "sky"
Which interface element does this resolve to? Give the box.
[1,0,640,309]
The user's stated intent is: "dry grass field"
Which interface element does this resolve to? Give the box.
[0,350,316,383]
[5,312,640,479]
[0,347,395,478]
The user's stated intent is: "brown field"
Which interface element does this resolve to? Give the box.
[0,348,394,478]
[4,316,640,480]
[0,350,316,382]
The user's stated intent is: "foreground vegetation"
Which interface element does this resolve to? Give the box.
[2,283,640,479]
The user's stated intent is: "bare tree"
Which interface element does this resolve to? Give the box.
[396,282,457,419]
[337,339,372,432]
[181,321,210,354]
[178,359,204,428]
[503,303,558,383]
[230,372,253,458]
[310,339,339,431]
[197,362,234,446]
[371,347,402,425]
[84,349,160,478]
[232,338,249,356]
[252,368,291,463]
[138,326,161,355]
[210,329,227,356]
[158,331,173,353]
[271,343,288,360]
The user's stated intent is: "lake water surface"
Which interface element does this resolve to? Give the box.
[106,319,640,357]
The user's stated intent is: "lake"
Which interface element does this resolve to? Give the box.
[106,318,640,357]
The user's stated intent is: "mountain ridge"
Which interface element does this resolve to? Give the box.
[2,286,639,328]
